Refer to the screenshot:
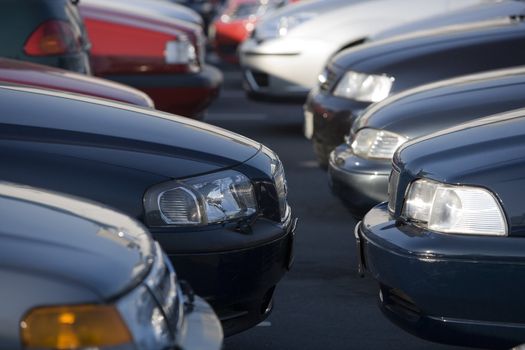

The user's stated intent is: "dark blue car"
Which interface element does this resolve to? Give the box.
[357,108,525,348]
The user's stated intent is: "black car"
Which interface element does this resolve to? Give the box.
[0,0,91,73]
[329,66,525,218]
[0,85,296,336]
[0,181,222,350]
[304,16,525,167]
[356,108,525,348]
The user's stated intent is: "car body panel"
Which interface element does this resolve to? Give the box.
[84,0,204,25]
[307,17,525,165]
[373,0,525,41]
[0,85,294,336]
[0,0,90,73]
[0,58,153,107]
[358,204,525,348]
[79,2,223,118]
[357,108,525,347]
[0,182,155,348]
[327,67,525,217]
[240,0,484,98]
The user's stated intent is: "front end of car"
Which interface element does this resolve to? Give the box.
[143,147,297,336]
[240,9,339,100]
[328,126,405,217]
[355,111,525,348]
[304,62,395,167]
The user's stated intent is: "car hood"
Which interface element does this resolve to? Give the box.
[0,182,155,300]
[0,58,154,107]
[397,109,525,185]
[331,17,524,73]
[372,0,525,41]
[353,66,525,139]
[285,0,483,41]
[0,85,261,179]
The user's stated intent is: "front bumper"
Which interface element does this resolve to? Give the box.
[153,215,297,336]
[177,296,223,350]
[357,203,525,348]
[305,88,369,157]
[102,65,223,119]
[328,144,390,218]
[240,37,338,100]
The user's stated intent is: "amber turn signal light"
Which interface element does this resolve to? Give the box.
[20,304,132,349]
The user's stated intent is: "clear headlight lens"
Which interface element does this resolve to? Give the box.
[117,285,173,350]
[402,179,507,236]
[333,71,394,102]
[255,12,317,40]
[144,170,257,227]
[164,38,197,67]
[350,128,407,160]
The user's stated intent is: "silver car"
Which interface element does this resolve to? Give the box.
[0,182,222,350]
[240,0,486,100]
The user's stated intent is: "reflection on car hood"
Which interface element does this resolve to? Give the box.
[0,182,154,300]
[0,85,261,179]
[353,66,525,138]
[397,108,525,184]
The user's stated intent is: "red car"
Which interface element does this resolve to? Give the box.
[79,2,222,119]
[210,0,297,64]
[0,58,153,107]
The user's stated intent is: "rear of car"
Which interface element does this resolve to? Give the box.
[0,0,91,74]
[79,2,222,118]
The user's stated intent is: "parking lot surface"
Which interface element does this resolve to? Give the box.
[205,61,473,350]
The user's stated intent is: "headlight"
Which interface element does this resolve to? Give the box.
[350,128,407,159]
[21,305,133,349]
[333,71,394,102]
[164,38,197,67]
[255,12,316,40]
[144,170,257,227]
[402,179,507,236]
[271,156,289,220]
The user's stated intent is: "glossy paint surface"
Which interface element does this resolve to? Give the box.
[0,182,155,348]
[0,0,90,73]
[0,58,153,107]
[0,85,293,335]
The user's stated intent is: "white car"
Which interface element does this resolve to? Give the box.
[239,0,486,100]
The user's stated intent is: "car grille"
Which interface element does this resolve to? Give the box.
[147,244,184,333]
[388,169,400,213]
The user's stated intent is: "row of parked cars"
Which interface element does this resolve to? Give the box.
[227,0,525,348]
[0,0,298,349]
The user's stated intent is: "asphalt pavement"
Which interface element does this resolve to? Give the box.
[205,59,473,350]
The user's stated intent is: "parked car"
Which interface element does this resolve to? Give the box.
[0,84,297,336]
[305,16,525,167]
[372,0,525,41]
[0,181,222,350]
[356,107,525,348]
[0,58,154,107]
[79,1,222,118]
[210,0,292,64]
[329,66,525,218]
[0,0,90,74]
[239,0,483,100]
